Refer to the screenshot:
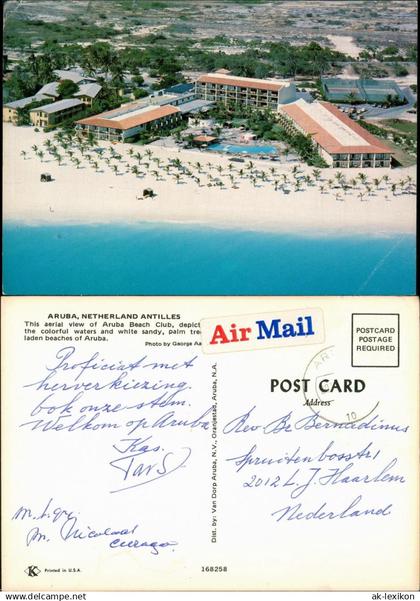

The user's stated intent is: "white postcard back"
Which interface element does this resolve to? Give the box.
[2,296,418,591]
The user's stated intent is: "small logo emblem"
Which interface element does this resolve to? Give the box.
[25,565,40,577]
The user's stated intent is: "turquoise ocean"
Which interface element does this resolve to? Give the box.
[3,222,416,295]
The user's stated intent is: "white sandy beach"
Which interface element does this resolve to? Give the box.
[3,123,416,235]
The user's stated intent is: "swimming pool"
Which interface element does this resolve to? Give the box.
[208,142,278,155]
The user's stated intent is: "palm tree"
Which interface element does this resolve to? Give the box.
[31,144,38,153]
[73,158,81,169]
[391,183,397,196]
[20,150,28,159]
[55,153,63,166]
[404,175,414,192]
[358,192,365,202]
[145,149,153,159]
[335,171,345,186]
[174,174,182,184]
[92,161,99,171]
[112,164,118,175]
[339,176,348,191]
[357,172,367,185]
[342,182,351,195]
[38,150,44,162]
[312,168,321,181]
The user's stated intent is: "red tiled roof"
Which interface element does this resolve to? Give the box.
[280,101,391,154]
[197,74,284,92]
[193,135,217,143]
[76,105,180,131]
[319,101,392,152]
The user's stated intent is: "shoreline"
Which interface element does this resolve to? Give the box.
[3,123,417,236]
[3,218,416,240]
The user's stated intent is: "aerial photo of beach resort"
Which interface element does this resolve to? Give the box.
[3,0,417,294]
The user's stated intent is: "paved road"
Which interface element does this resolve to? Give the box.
[364,87,416,119]
[339,87,417,120]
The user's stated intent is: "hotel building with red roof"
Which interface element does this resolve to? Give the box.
[195,73,296,110]
[278,99,392,168]
[75,103,182,142]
